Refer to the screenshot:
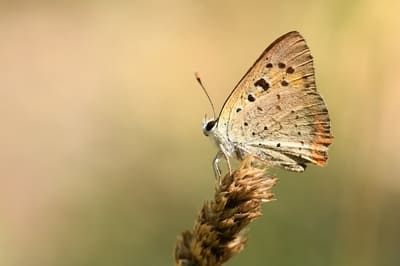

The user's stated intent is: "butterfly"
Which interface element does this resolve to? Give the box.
[200,31,332,177]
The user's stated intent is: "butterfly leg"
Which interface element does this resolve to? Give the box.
[213,151,224,180]
[213,146,233,181]
[223,151,232,175]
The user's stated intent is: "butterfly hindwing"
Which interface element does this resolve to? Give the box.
[230,87,331,171]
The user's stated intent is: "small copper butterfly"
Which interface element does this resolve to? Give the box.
[200,31,333,176]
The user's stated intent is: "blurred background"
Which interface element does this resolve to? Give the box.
[1,1,399,265]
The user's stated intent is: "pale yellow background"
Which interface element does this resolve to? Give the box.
[1,1,399,265]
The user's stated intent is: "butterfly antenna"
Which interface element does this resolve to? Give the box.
[195,72,216,118]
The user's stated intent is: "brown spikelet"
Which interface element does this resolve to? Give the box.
[174,156,277,266]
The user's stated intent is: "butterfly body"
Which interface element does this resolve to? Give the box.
[202,31,332,176]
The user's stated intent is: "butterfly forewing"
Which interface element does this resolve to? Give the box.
[217,31,332,171]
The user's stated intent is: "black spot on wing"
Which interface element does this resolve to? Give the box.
[286,66,295,74]
[254,78,270,91]
[248,94,256,102]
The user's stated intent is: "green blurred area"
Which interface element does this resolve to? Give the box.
[1,1,399,265]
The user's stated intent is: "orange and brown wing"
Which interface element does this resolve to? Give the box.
[217,31,332,170]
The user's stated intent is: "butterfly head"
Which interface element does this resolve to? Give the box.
[202,116,218,136]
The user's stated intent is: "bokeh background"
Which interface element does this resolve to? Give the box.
[1,1,399,265]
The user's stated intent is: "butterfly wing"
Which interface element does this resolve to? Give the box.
[217,31,332,171]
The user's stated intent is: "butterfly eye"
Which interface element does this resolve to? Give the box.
[205,120,217,131]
